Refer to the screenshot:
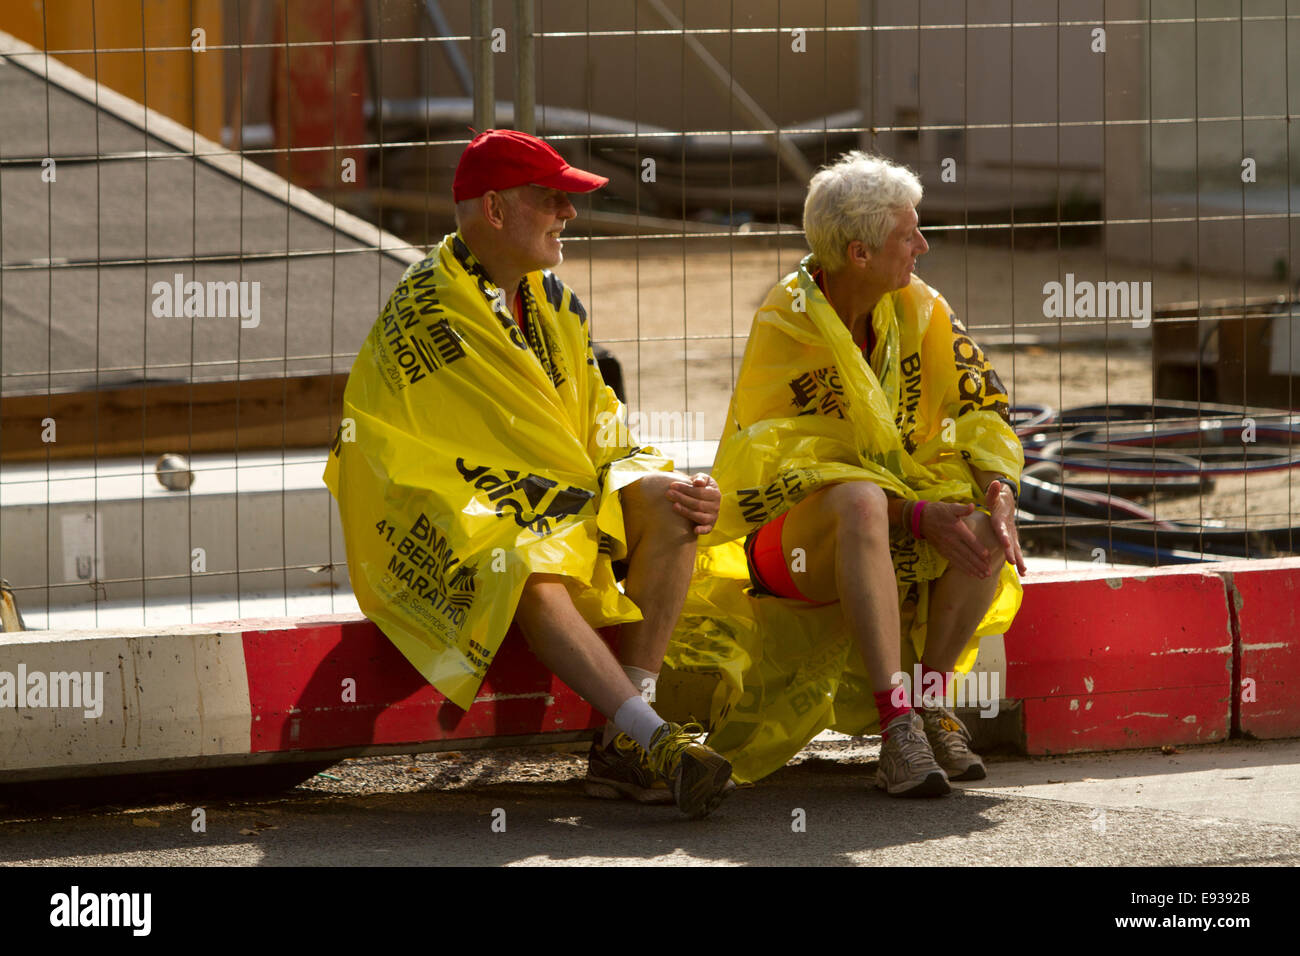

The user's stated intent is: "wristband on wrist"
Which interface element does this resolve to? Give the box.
[910,500,927,540]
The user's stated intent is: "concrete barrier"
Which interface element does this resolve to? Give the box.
[1003,565,1236,754]
[0,626,251,780]
[2,558,1297,783]
[1215,559,1300,740]
[1,617,606,784]
[242,618,606,754]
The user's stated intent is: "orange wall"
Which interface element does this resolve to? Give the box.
[1,0,224,142]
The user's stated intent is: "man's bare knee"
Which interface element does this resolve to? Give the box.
[516,574,572,633]
[520,571,567,593]
[620,471,693,537]
[620,471,689,511]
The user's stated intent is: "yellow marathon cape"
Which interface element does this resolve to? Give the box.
[324,233,672,710]
[663,257,1025,783]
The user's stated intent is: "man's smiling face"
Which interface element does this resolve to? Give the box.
[501,185,578,272]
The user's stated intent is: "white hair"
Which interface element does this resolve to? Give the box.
[802,151,923,270]
[453,186,526,229]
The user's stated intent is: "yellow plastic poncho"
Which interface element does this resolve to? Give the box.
[323,233,672,709]
[662,258,1025,783]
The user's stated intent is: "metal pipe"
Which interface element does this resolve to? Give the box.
[641,0,814,184]
[472,0,495,131]
[423,0,474,97]
[514,0,535,133]
[859,0,875,150]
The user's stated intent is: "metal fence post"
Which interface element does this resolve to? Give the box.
[514,0,535,134]
[472,0,495,131]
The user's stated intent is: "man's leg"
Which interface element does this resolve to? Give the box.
[513,472,698,721]
[514,573,644,719]
[915,511,1006,781]
[776,481,948,796]
[513,559,733,815]
[514,574,668,805]
[613,472,701,702]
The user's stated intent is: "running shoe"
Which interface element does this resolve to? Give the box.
[583,730,673,804]
[919,705,987,781]
[876,711,951,797]
[645,721,736,818]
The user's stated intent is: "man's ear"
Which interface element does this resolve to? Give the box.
[482,190,508,229]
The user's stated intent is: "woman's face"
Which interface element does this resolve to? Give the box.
[866,205,929,292]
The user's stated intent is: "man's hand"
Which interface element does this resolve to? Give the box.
[986,479,1027,576]
[920,501,995,579]
[666,474,721,535]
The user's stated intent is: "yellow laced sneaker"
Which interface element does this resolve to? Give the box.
[645,721,735,819]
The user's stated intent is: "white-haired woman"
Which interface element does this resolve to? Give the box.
[670,151,1026,795]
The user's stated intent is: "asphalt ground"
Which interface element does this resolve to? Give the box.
[2,737,1297,868]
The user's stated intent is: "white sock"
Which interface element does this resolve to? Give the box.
[613,695,667,751]
[603,666,660,745]
[622,665,658,703]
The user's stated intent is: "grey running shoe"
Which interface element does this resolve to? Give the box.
[876,711,951,797]
[645,721,736,818]
[919,705,987,781]
[583,730,673,804]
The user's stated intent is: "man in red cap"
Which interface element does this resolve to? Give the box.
[326,130,735,818]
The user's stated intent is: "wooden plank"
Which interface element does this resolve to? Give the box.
[0,373,349,462]
[1216,314,1298,410]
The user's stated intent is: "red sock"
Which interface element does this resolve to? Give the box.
[920,662,950,707]
[874,689,911,737]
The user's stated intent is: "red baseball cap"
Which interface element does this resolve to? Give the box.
[453,129,609,201]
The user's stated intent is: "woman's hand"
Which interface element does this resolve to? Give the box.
[985,479,1027,576]
[919,501,994,579]
[915,481,1025,578]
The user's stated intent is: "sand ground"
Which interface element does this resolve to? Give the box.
[553,234,1299,535]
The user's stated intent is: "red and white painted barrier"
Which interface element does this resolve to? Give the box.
[1,559,1296,782]
[1003,558,1300,754]
[0,619,607,784]
[1003,566,1235,754]
[242,619,609,755]
[1219,559,1300,740]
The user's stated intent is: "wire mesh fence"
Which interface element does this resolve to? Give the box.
[0,0,1297,630]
